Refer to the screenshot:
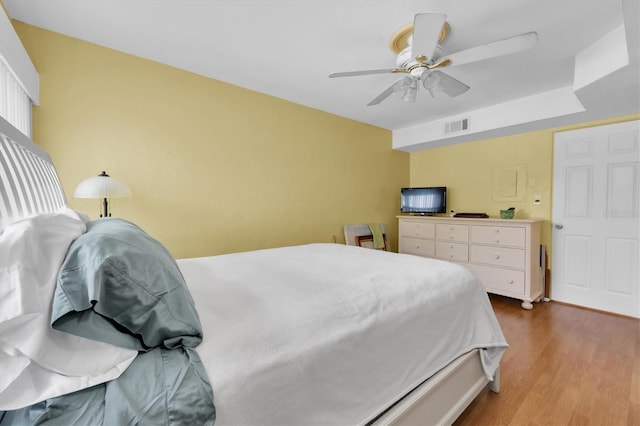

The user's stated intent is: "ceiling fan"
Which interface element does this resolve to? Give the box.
[329,13,538,106]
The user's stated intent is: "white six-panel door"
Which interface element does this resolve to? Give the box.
[552,120,639,318]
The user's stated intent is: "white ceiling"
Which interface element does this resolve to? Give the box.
[5,0,640,149]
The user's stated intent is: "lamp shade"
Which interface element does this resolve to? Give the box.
[74,171,132,199]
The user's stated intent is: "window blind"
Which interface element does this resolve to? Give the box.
[0,6,38,138]
[0,57,31,138]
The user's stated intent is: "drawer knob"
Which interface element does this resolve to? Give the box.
[493,254,500,259]
[450,236,454,239]
[494,229,500,233]
[495,239,500,243]
[507,279,514,284]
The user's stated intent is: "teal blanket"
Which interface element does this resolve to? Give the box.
[1,348,213,425]
[0,218,215,425]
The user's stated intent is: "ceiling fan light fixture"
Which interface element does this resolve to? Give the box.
[402,89,417,103]
[401,79,418,102]
[393,85,407,97]
[393,76,412,97]
[423,71,441,91]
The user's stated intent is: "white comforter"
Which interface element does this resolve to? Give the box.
[178,243,507,425]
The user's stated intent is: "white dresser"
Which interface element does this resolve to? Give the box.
[398,215,542,309]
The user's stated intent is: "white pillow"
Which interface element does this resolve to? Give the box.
[0,209,137,410]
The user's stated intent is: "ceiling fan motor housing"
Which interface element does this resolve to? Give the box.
[396,44,443,68]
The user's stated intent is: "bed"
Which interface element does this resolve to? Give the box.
[0,116,507,425]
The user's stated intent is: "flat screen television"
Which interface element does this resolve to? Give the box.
[400,186,447,215]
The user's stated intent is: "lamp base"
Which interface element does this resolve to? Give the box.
[101,197,111,217]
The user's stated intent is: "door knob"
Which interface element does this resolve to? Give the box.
[554,224,564,229]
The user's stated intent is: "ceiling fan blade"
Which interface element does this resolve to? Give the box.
[411,13,447,61]
[444,31,538,67]
[329,68,400,78]
[424,70,470,97]
[366,78,409,106]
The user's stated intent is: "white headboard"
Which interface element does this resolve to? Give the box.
[0,115,66,230]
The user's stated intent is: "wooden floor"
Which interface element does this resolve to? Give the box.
[454,295,640,426]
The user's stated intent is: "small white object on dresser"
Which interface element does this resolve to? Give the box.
[398,215,542,310]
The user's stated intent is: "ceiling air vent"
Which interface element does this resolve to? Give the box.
[444,118,470,134]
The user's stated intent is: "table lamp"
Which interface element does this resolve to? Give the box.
[74,171,132,217]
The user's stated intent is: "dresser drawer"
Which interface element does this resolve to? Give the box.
[435,223,469,242]
[469,245,525,269]
[435,241,469,262]
[466,263,525,296]
[470,225,526,247]
[399,221,435,239]
[399,237,435,257]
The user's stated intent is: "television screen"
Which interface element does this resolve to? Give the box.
[400,187,447,214]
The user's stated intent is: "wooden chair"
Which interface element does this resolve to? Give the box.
[343,224,389,251]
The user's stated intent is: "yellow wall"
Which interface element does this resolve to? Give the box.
[14,22,408,258]
[409,113,640,265]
